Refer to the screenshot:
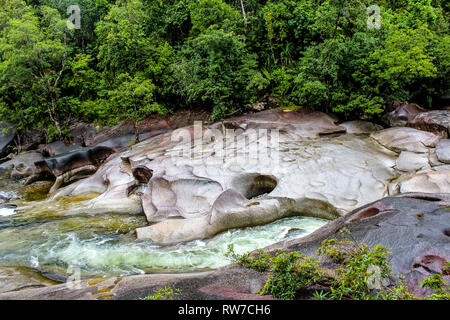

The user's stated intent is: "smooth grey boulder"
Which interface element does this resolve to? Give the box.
[395,151,430,172]
[371,127,441,153]
[136,189,341,245]
[436,139,450,164]
[409,110,450,138]
[400,170,450,194]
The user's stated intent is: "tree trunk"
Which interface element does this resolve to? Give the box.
[48,96,64,142]
[240,0,248,40]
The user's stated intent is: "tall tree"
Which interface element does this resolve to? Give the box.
[0,2,73,140]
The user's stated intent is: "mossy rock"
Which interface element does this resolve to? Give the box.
[19,181,53,201]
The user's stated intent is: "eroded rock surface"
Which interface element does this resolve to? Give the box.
[409,110,450,138]
[1,193,448,300]
[339,121,383,134]
[47,109,399,245]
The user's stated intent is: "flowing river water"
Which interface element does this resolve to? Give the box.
[0,175,327,281]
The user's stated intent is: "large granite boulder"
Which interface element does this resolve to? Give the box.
[220,109,346,137]
[385,102,425,127]
[371,127,441,153]
[385,102,450,138]
[399,171,450,194]
[395,151,430,172]
[409,110,450,138]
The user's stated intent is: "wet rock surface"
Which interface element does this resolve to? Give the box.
[0,151,45,179]
[0,266,59,294]
[1,193,448,300]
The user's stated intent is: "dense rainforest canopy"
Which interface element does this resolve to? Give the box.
[0,0,448,142]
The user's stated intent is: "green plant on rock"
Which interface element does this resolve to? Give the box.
[225,244,272,272]
[140,286,182,301]
[260,251,334,300]
[226,235,449,300]
[326,242,392,300]
[420,272,450,300]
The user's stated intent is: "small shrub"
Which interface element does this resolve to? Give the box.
[225,239,449,300]
[421,273,450,300]
[225,244,271,272]
[140,286,182,300]
[261,252,334,300]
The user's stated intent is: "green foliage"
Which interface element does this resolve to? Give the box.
[227,236,449,300]
[0,1,73,139]
[107,73,167,130]
[261,252,333,300]
[225,244,271,272]
[189,0,243,37]
[174,29,258,120]
[1,0,449,140]
[140,286,182,300]
[95,0,151,77]
[420,272,450,300]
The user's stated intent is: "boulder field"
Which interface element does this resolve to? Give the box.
[4,108,449,245]
[49,109,398,245]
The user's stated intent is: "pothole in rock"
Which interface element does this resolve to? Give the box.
[232,174,278,199]
[347,207,381,223]
[443,229,450,237]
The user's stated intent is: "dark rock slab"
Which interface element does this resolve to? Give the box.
[409,110,450,138]
[40,141,84,157]
[0,123,15,158]
[34,145,114,178]
[0,267,59,294]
